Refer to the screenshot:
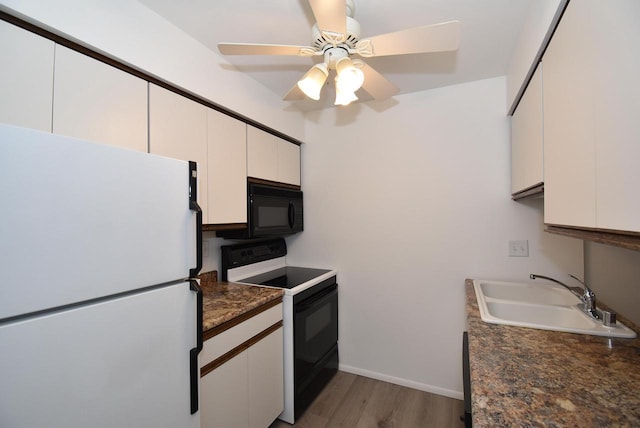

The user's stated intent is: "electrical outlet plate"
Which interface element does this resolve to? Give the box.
[509,240,529,257]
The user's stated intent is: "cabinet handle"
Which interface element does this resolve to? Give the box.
[189,279,203,414]
[188,161,202,278]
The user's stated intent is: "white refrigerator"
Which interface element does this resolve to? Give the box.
[0,124,203,427]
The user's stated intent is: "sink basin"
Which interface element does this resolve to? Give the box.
[473,279,636,338]
[485,301,595,330]
[479,281,580,306]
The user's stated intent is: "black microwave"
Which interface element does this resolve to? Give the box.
[217,182,303,239]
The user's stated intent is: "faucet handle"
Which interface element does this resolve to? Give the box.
[603,310,617,327]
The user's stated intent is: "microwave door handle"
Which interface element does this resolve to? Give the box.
[288,201,295,229]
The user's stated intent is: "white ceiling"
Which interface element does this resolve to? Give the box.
[138,0,534,111]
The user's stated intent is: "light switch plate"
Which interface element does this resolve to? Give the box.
[509,240,529,257]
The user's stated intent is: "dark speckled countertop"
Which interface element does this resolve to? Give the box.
[198,271,283,333]
[465,278,640,427]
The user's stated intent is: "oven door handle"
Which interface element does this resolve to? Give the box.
[295,284,337,314]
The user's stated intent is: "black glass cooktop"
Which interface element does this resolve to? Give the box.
[241,266,332,289]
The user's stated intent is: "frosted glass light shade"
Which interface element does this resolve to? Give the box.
[334,86,358,106]
[297,63,329,100]
[335,57,364,93]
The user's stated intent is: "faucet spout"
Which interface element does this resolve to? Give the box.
[530,273,600,320]
[529,274,582,298]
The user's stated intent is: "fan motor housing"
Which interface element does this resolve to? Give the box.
[311,16,361,52]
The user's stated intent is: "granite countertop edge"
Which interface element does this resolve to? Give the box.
[199,271,284,334]
[465,278,640,427]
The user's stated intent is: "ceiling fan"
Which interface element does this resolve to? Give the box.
[218,0,461,106]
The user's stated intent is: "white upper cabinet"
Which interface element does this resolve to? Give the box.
[53,45,148,152]
[207,109,247,224]
[1,19,302,228]
[542,0,640,232]
[278,139,302,187]
[511,64,544,195]
[542,0,597,228]
[247,126,278,181]
[149,84,209,222]
[591,1,640,232]
[247,126,300,186]
[0,20,54,132]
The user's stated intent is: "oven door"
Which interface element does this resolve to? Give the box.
[294,282,338,417]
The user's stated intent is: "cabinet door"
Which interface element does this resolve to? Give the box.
[207,109,247,224]
[592,1,640,232]
[542,0,597,228]
[0,20,54,132]
[53,45,148,152]
[248,327,284,428]
[247,126,301,186]
[200,352,249,428]
[511,64,543,194]
[149,84,208,222]
[278,140,301,187]
[247,125,279,182]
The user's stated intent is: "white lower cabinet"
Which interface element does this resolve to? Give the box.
[248,329,284,428]
[201,351,249,428]
[200,303,284,428]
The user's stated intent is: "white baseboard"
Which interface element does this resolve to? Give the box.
[338,363,464,401]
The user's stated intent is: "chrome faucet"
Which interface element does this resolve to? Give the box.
[530,273,600,320]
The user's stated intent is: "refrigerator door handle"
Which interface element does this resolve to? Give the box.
[189,279,203,414]
[188,161,203,278]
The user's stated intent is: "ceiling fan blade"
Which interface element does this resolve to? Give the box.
[308,0,346,35]
[359,62,399,100]
[218,43,313,56]
[359,20,461,57]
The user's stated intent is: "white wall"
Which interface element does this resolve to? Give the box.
[585,242,640,326]
[0,0,305,140]
[286,76,583,398]
[506,0,563,111]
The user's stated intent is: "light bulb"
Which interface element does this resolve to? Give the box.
[297,63,328,100]
[335,57,364,93]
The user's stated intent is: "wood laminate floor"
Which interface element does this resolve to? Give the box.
[269,371,465,428]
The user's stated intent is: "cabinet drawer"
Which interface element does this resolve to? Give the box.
[201,303,282,365]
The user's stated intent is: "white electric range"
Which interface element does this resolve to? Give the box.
[221,239,338,424]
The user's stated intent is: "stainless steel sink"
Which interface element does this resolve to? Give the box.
[473,279,636,338]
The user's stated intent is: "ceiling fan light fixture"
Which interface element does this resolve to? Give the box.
[335,57,364,93]
[297,63,329,100]
[334,85,358,106]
